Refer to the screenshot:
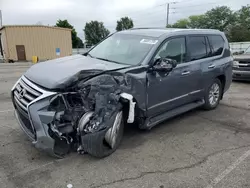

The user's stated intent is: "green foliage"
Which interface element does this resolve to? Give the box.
[116,17,134,31]
[227,5,250,42]
[204,6,236,31]
[168,5,250,42]
[169,19,189,28]
[55,19,81,48]
[237,5,250,28]
[168,15,207,29]
[84,21,110,46]
[76,37,84,48]
[188,15,207,29]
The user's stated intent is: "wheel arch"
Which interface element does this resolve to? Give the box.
[216,74,226,99]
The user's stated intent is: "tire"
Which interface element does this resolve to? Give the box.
[203,78,222,110]
[83,111,124,158]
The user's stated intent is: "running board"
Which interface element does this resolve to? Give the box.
[146,100,205,129]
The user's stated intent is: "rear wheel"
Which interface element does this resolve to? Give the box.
[203,78,222,110]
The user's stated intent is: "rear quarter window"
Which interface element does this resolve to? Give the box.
[207,35,224,56]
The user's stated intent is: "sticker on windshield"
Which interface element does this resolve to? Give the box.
[140,39,158,45]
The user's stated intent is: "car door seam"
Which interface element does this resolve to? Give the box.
[148,90,202,110]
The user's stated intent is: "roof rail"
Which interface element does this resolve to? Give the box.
[129,27,167,30]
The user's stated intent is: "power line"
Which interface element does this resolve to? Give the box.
[127,6,165,18]
[119,0,177,17]
[0,10,2,27]
[173,2,218,9]
[172,0,245,9]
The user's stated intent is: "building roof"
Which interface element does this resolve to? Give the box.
[0,25,72,31]
[119,28,222,38]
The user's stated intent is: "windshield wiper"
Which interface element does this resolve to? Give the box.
[94,57,126,65]
[87,53,94,58]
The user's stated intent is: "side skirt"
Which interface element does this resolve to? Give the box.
[141,99,205,129]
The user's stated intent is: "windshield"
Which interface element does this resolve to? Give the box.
[88,33,158,65]
[245,46,250,54]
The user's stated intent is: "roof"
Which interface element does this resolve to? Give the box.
[0,25,72,31]
[119,28,222,38]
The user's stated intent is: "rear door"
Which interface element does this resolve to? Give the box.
[186,35,211,100]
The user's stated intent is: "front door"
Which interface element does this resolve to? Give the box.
[147,36,202,117]
[16,45,26,61]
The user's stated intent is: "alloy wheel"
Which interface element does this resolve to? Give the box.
[105,111,123,149]
[208,83,220,106]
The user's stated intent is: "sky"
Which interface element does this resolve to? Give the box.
[0,0,249,41]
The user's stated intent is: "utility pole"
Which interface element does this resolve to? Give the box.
[166,3,170,27]
[0,10,2,28]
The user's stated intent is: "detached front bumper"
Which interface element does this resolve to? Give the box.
[233,70,250,81]
[13,96,61,157]
[11,76,61,157]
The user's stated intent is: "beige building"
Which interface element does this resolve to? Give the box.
[0,25,72,62]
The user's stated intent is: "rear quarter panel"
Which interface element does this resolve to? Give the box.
[201,35,233,94]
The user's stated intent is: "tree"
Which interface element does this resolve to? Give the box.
[227,5,250,42]
[168,5,249,42]
[169,19,189,28]
[116,17,134,31]
[167,15,207,29]
[203,6,236,32]
[76,37,84,48]
[55,19,79,48]
[84,21,110,46]
[236,5,250,29]
[188,15,207,29]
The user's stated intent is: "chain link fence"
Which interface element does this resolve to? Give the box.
[229,42,250,54]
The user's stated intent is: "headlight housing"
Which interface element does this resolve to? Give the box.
[233,61,239,68]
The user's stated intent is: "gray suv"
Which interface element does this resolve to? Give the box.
[11,28,233,158]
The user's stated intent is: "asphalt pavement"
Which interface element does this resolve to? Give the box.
[0,62,250,188]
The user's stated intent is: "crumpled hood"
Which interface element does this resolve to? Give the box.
[24,55,129,90]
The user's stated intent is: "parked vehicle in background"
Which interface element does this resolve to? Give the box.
[11,28,232,158]
[233,46,250,81]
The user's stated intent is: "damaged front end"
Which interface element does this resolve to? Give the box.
[13,74,135,158]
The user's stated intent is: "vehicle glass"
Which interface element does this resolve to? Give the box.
[155,37,186,64]
[88,33,158,65]
[245,46,250,54]
[205,37,212,57]
[207,35,224,56]
[188,36,207,61]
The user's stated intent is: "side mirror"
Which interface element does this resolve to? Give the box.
[151,58,177,72]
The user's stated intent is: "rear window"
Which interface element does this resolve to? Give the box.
[207,35,224,56]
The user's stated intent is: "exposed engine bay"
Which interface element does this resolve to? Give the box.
[42,73,136,158]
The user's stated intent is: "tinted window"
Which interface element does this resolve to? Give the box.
[188,36,207,61]
[205,37,212,57]
[208,35,224,56]
[155,37,186,64]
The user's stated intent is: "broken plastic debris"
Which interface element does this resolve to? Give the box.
[120,93,136,123]
[67,184,73,188]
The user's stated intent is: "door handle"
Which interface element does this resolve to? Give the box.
[208,64,215,69]
[181,71,190,75]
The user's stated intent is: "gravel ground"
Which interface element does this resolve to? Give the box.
[0,62,250,188]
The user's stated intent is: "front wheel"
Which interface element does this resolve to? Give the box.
[203,78,222,110]
[85,111,124,158]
